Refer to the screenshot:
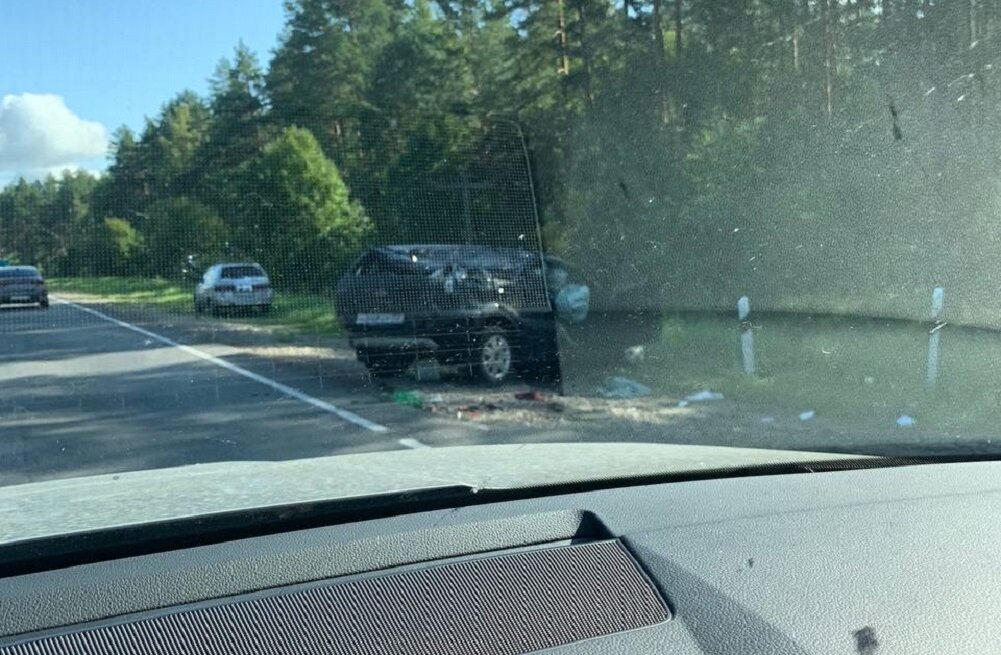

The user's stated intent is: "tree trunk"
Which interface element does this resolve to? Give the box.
[651,0,671,125]
[823,0,834,119]
[674,0,683,54]
[652,0,666,61]
[793,27,800,73]
[985,0,994,42]
[556,0,570,76]
[576,4,596,107]
[970,0,978,47]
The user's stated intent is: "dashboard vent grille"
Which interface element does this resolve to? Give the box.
[2,540,668,655]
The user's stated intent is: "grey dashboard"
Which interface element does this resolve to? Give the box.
[2,461,999,654]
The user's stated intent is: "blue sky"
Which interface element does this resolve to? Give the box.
[0,1,286,182]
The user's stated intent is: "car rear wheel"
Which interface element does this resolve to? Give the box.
[259,303,271,316]
[473,326,513,384]
[38,297,49,309]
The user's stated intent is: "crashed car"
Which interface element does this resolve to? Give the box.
[336,245,589,383]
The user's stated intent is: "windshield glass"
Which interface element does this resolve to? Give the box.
[0,267,40,278]
[219,265,265,279]
[1,0,998,539]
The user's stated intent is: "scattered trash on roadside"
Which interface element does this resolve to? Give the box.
[599,376,652,399]
[515,390,546,402]
[684,390,725,403]
[392,390,424,408]
[624,345,646,364]
[799,410,816,421]
[427,393,444,404]
[896,414,915,427]
[554,284,590,324]
[760,416,776,424]
[863,376,876,385]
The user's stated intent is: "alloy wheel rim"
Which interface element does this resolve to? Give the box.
[481,334,512,380]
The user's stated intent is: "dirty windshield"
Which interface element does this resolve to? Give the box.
[2,0,999,501]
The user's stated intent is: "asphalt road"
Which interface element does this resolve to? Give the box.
[0,298,520,486]
[1,295,784,488]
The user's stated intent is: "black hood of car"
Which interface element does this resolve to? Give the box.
[336,245,551,317]
[370,245,543,275]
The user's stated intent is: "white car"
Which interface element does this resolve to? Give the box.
[194,263,273,315]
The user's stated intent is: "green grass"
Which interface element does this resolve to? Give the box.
[48,276,342,336]
[637,313,1001,437]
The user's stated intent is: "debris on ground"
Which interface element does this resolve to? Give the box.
[554,284,590,324]
[760,416,776,424]
[685,390,725,402]
[455,401,503,413]
[678,390,725,407]
[599,376,653,399]
[414,382,722,429]
[799,410,816,421]
[896,414,915,427]
[392,390,425,408]
[624,345,645,364]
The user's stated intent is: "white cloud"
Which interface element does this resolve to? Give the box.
[0,93,108,175]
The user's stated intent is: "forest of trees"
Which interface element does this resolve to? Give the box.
[4,0,1001,321]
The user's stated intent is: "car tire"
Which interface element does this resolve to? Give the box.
[194,296,204,314]
[259,303,272,316]
[473,325,513,384]
[39,298,49,309]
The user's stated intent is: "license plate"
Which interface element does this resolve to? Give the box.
[357,313,405,325]
[237,284,252,293]
[10,295,29,302]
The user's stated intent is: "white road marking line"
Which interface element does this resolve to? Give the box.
[397,437,431,449]
[54,297,389,434]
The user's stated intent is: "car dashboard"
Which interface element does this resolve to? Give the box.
[2,460,999,654]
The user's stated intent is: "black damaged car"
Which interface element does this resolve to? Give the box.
[336,245,589,383]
